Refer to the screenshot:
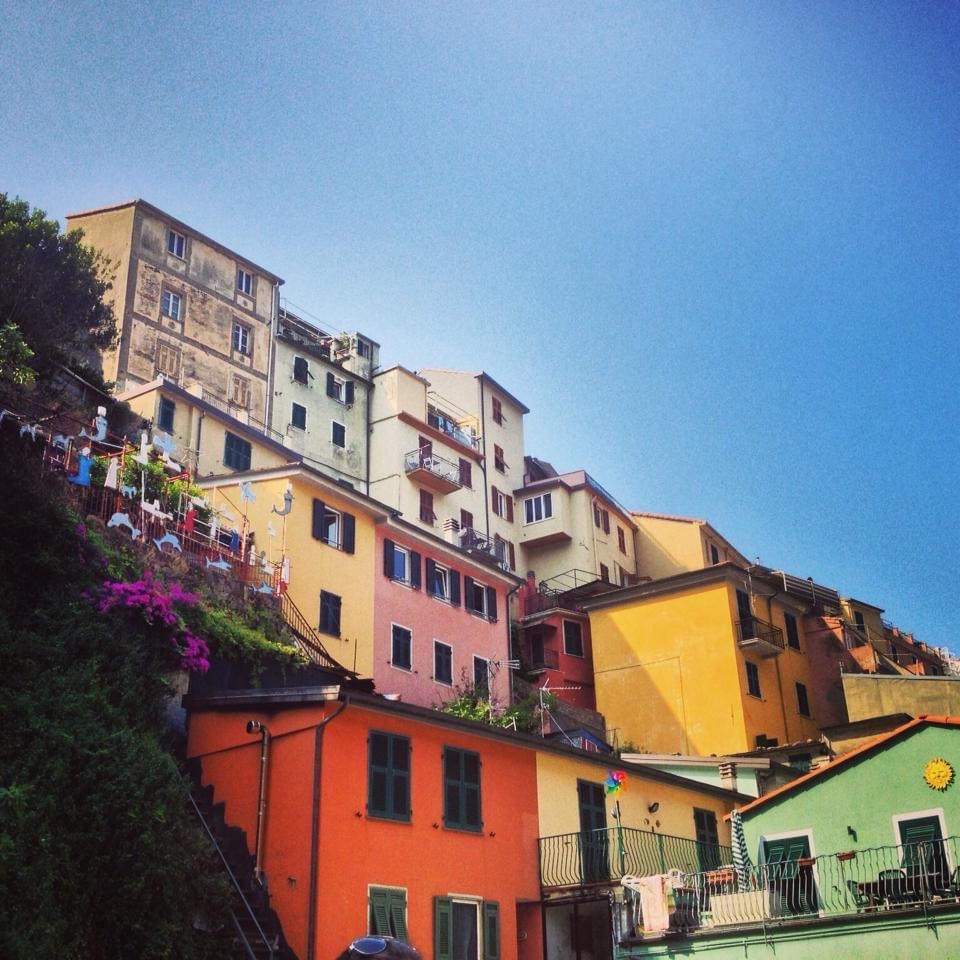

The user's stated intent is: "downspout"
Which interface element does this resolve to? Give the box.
[306,699,348,960]
[760,585,792,744]
[246,719,271,883]
[365,374,373,495]
[478,376,490,537]
[504,579,524,706]
[266,281,280,431]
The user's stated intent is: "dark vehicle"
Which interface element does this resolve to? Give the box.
[336,936,422,960]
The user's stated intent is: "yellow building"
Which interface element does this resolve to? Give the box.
[583,564,820,757]
[631,511,749,580]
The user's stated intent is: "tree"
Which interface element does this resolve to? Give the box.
[0,194,116,397]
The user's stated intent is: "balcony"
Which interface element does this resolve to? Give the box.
[618,836,960,938]
[539,826,731,891]
[403,447,462,494]
[736,616,785,657]
[426,405,480,451]
[459,526,507,569]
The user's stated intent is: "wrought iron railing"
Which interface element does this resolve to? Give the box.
[620,836,960,935]
[539,826,731,889]
[459,526,506,566]
[736,616,785,652]
[403,447,462,488]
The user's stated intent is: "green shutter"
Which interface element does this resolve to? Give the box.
[434,897,452,960]
[390,894,408,942]
[482,901,499,960]
[371,889,391,936]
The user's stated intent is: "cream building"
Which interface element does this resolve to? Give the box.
[631,511,749,580]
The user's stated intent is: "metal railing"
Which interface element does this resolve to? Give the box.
[426,405,480,450]
[621,836,960,934]
[403,446,462,488]
[198,390,286,444]
[539,826,731,889]
[459,526,506,566]
[736,616,785,653]
[279,591,354,674]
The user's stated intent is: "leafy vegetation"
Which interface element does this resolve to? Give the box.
[435,674,556,733]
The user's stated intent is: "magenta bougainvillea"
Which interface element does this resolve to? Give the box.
[97,570,210,672]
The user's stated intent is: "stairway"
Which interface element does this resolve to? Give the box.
[187,771,297,960]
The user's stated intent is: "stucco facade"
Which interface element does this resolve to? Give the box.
[630,512,749,581]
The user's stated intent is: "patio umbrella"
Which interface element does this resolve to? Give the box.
[730,808,753,892]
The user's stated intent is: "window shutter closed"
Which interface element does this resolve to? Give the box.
[450,571,461,606]
[410,551,421,589]
[311,499,325,540]
[425,557,436,596]
[342,512,355,554]
[486,587,497,621]
[371,891,391,937]
[344,380,355,404]
[383,539,395,577]
[490,485,499,514]
[483,901,500,960]
[434,897,453,960]
[464,576,475,612]
[389,895,408,942]
[330,594,341,635]
[505,497,514,522]
[508,542,516,570]
[326,371,337,397]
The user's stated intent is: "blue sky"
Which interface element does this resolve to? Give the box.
[2,1,958,652]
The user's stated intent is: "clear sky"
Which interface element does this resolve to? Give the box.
[2,1,958,652]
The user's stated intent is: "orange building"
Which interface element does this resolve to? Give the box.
[186,688,544,960]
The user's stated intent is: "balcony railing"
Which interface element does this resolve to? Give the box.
[736,616,785,657]
[459,526,507,568]
[620,836,960,936]
[403,447,462,493]
[539,826,731,890]
[426,406,480,450]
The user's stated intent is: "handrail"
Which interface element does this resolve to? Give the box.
[187,789,276,960]
[279,592,357,676]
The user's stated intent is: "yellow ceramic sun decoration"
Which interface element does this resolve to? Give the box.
[923,757,954,791]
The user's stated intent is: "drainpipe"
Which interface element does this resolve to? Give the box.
[478,376,490,537]
[266,281,280,431]
[246,719,271,883]
[306,699,348,960]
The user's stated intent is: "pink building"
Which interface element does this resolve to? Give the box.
[373,519,521,708]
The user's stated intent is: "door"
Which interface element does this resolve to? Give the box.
[693,808,722,872]
[578,780,608,883]
[898,815,948,888]
[762,835,816,916]
[736,589,753,640]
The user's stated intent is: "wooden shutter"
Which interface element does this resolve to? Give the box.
[425,557,436,596]
[342,512,355,554]
[326,371,337,397]
[389,893,408,941]
[410,550,421,590]
[486,586,497,622]
[344,380,355,405]
[508,542,515,570]
[449,571,461,607]
[371,889,391,936]
[490,485,499,515]
[464,576,475,612]
[311,499,325,540]
[482,901,500,960]
[384,539,395,577]
[505,497,513,522]
[434,897,452,960]
[459,458,471,486]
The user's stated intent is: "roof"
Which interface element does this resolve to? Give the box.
[734,715,960,816]
[518,469,636,524]
[632,511,706,524]
[66,198,284,284]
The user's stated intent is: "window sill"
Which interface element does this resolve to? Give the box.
[443,823,483,834]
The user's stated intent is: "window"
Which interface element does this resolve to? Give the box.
[491,396,503,425]
[311,499,356,552]
[157,397,175,433]
[331,421,346,447]
[426,558,460,604]
[599,563,610,583]
[795,681,810,716]
[391,624,412,670]
[232,321,251,356]
[319,590,342,636]
[464,577,497,621]
[236,268,253,295]
[473,656,489,698]
[367,732,410,821]
[155,340,181,379]
[563,620,584,657]
[356,338,372,359]
[369,887,407,941]
[443,747,481,830]
[460,509,474,532]
[291,402,307,430]
[594,504,610,534]
[458,458,472,488]
[746,661,761,698]
[223,432,251,470]
[493,444,506,472]
[896,813,949,885]
[167,228,185,258]
[293,356,309,384]
[784,612,800,650]
[435,641,453,685]
[383,539,421,588]
[419,489,435,525]
[617,526,626,553]
[161,288,182,321]
[490,486,513,521]
[434,899,499,960]
[231,375,251,409]
[523,493,552,524]
[709,542,721,565]
[326,372,355,404]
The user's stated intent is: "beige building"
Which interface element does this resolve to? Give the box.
[66,199,283,432]
[517,458,640,587]
[368,366,527,572]
[270,307,379,491]
[631,511,749,579]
